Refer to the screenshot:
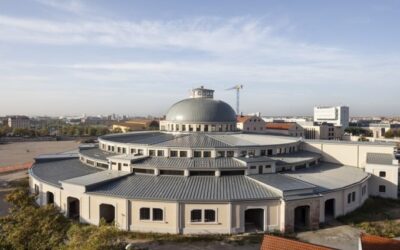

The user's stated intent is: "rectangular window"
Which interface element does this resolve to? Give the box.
[379,185,386,193]
[149,150,156,156]
[170,150,178,157]
[34,184,39,195]
[191,209,202,222]
[157,150,164,157]
[265,165,271,169]
[152,208,163,221]
[362,185,367,196]
[137,149,143,155]
[204,125,209,132]
[227,151,234,157]
[379,171,386,177]
[351,192,356,202]
[182,125,186,131]
[203,151,211,158]
[190,171,215,176]
[204,209,216,222]
[217,151,225,157]
[194,151,202,158]
[133,168,154,174]
[140,208,150,220]
[160,170,184,176]
[250,166,256,169]
[347,193,351,204]
[179,151,187,157]
[131,148,136,154]
[260,150,266,156]
[122,148,126,154]
[240,151,247,157]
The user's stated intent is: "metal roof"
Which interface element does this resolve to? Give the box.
[165,98,236,123]
[284,163,370,193]
[79,147,116,161]
[153,133,231,148]
[62,170,131,187]
[132,157,246,169]
[249,174,315,192]
[100,132,184,145]
[87,175,281,201]
[366,153,396,166]
[270,151,321,165]
[30,158,100,187]
[208,133,299,146]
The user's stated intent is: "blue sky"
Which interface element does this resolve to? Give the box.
[0,0,399,117]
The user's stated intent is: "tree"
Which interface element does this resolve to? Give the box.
[0,188,70,250]
[61,222,124,250]
[112,127,123,134]
[385,129,394,138]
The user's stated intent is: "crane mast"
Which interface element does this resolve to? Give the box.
[225,84,243,114]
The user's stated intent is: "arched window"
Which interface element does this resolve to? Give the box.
[153,208,163,221]
[204,209,216,222]
[191,209,202,222]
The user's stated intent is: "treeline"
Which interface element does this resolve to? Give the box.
[0,125,113,137]
[59,125,111,137]
[345,127,373,136]
[384,129,400,139]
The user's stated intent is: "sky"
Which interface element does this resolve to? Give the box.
[0,0,399,117]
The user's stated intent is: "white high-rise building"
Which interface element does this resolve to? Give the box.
[313,106,349,128]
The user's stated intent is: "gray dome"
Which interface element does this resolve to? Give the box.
[166,98,236,123]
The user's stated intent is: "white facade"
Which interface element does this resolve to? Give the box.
[365,160,400,199]
[314,106,349,128]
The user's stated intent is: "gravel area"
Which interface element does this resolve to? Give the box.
[0,141,80,167]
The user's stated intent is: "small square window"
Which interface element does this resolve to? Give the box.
[170,150,178,157]
[379,185,386,193]
[153,208,163,221]
[203,151,211,158]
[157,150,164,156]
[191,209,202,222]
[204,209,216,222]
[379,171,386,177]
[194,151,202,158]
[179,151,187,157]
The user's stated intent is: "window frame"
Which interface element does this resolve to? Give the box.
[139,207,151,221]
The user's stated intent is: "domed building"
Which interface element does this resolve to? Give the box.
[29,87,398,234]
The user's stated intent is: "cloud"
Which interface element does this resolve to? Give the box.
[34,0,86,14]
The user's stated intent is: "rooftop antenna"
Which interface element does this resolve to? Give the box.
[226,84,243,114]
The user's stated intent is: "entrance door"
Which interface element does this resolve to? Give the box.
[244,208,264,232]
[294,205,310,231]
[324,199,335,221]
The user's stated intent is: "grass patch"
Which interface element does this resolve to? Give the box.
[338,197,400,237]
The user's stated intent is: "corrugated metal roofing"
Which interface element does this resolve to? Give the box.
[30,158,100,187]
[249,174,315,191]
[284,163,370,193]
[366,153,395,166]
[100,132,185,145]
[132,157,245,169]
[79,147,116,161]
[153,133,231,148]
[62,170,131,187]
[208,133,299,146]
[87,175,281,201]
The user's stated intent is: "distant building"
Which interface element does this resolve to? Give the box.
[362,123,400,139]
[113,119,159,133]
[265,122,304,137]
[7,115,30,129]
[300,122,343,140]
[237,115,265,132]
[314,106,349,128]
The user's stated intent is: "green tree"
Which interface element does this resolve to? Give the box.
[0,188,70,250]
[112,127,123,134]
[62,222,124,250]
[385,129,394,138]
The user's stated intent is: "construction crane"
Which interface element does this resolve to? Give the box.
[225,84,243,114]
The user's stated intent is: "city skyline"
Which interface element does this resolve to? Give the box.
[1,0,399,117]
